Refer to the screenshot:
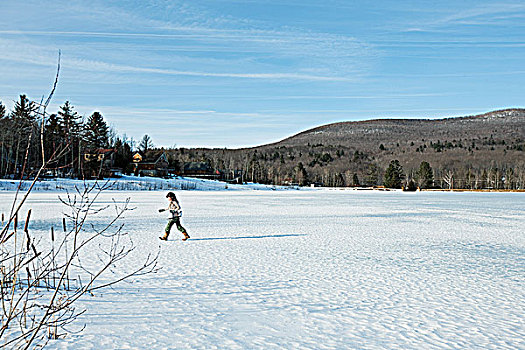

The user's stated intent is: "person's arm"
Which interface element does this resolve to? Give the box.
[159,203,170,212]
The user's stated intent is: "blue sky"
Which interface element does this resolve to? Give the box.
[1,0,524,148]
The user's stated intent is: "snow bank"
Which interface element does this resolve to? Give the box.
[0,175,302,192]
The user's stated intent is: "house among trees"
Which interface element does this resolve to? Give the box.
[133,151,169,177]
[181,162,220,179]
[83,148,115,164]
[83,148,120,178]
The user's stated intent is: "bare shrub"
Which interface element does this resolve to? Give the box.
[0,55,159,349]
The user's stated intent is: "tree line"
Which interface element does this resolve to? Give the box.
[166,145,525,190]
[0,95,134,179]
[2,94,524,189]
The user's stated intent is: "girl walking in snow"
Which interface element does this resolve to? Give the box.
[159,192,190,241]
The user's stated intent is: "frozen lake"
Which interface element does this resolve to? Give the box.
[1,190,524,349]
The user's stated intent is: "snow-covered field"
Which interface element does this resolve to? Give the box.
[1,190,523,349]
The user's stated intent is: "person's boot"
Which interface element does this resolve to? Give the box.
[159,232,169,241]
[182,232,190,241]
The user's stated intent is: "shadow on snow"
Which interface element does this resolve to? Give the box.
[189,233,306,241]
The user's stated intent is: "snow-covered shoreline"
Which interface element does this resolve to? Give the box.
[3,176,523,193]
[0,175,304,192]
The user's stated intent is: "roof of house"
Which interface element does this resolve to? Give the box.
[96,148,115,154]
[183,162,213,172]
[85,148,115,155]
[134,151,168,163]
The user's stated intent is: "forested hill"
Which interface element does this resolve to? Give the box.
[275,108,525,149]
[171,108,525,188]
[257,108,525,172]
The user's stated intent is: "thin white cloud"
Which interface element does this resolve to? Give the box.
[0,39,353,82]
[221,92,453,100]
[0,29,243,40]
[0,0,375,76]
[437,3,525,24]
[374,70,525,78]
[61,104,265,120]
[371,40,525,48]
[404,3,525,31]
[256,107,512,115]
[0,27,371,57]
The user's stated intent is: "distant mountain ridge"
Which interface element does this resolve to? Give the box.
[273,108,525,149]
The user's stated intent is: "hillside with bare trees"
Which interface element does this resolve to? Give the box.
[167,109,525,189]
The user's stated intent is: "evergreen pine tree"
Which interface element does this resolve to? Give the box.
[9,95,37,176]
[44,113,62,162]
[57,101,81,140]
[383,160,405,188]
[352,173,360,186]
[113,137,133,174]
[293,162,308,185]
[11,94,36,127]
[415,161,434,188]
[366,163,379,186]
[0,101,8,176]
[84,112,109,149]
[57,101,82,176]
